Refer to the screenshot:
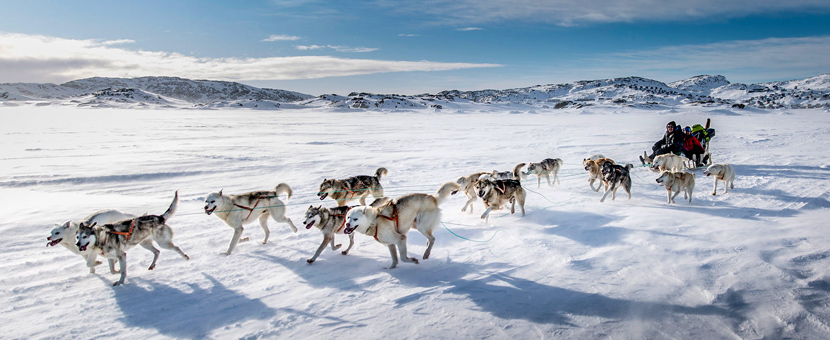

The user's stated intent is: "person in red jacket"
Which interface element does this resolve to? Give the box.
[682,126,706,167]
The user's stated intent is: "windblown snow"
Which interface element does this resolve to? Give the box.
[2,103,830,339]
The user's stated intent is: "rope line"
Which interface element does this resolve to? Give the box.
[441,222,501,243]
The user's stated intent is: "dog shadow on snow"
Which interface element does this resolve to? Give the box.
[391,266,746,331]
[108,274,276,339]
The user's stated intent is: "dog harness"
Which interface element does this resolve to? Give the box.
[375,203,399,241]
[344,181,364,198]
[234,196,265,220]
[107,220,136,242]
[333,214,347,233]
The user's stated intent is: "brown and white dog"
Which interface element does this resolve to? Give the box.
[343,182,459,269]
[651,154,689,173]
[455,171,490,214]
[599,162,633,203]
[584,157,615,192]
[317,167,387,206]
[476,178,526,222]
[703,163,735,195]
[655,171,696,204]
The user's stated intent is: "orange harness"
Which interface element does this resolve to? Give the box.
[333,214,347,233]
[375,203,399,241]
[107,220,136,242]
[344,181,364,198]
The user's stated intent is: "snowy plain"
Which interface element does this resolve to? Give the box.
[2,104,830,339]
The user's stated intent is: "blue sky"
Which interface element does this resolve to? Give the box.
[1,0,829,95]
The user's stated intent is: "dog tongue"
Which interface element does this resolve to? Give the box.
[305,222,314,229]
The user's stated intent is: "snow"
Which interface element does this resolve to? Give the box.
[2,105,830,339]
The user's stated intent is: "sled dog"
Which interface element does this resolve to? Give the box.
[651,154,689,173]
[48,209,136,273]
[343,182,460,269]
[599,162,633,203]
[476,178,526,222]
[204,183,298,255]
[76,192,190,286]
[584,154,606,162]
[302,197,390,264]
[491,163,526,180]
[455,171,489,214]
[656,171,696,204]
[318,167,387,206]
[703,163,735,195]
[584,158,615,192]
[525,158,563,188]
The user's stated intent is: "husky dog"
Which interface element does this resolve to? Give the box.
[77,192,190,286]
[455,171,489,213]
[524,158,563,188]
[491,163,526,180]
[318,167,388,206]
[48,209,136,273]
[584,158,615,192]
[599,162,633,203]
[343,182,460,269]
[656,171,696,204]
[476,178,526,222]
[204,183,298,255]
[640,151,652,165]
[651,154,689,173]
[703,163,735,195]
[302,197,389,264]
[585,154,606,162]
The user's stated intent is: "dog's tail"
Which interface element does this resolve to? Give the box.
[513,163,526,180]
[433,181,461,205]
[161,190,179,222]
[374,167,388,180]
[275,183,293,201]
[625,163,634,170]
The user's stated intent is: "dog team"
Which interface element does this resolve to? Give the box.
[47,153,735,285]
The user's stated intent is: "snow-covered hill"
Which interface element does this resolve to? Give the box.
[2,74,830,110]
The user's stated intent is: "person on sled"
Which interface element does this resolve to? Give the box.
[641,121,684,164]
[682,126,706,167]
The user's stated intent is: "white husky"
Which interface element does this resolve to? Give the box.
[204,183,298,255]
[655,171,696,204]
[343,182,460,269]
[47,209,136,273]
[703,163,735,195]
[651,154,689,173]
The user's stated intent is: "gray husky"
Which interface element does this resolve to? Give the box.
[476,178,526,222]
[455,171,489,214]
[204,183,298,255]
[491,163,526,180]
[525,158,563,188]
[76,192,190,286]
[303,197,390,264]
[343,182,460,269]
[599,162,633,203]
[48,209,136,274]
[318,167,388,206]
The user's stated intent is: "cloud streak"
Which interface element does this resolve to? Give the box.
[262,34,302,42]
[0,33,501,83]
[295,44,379,52]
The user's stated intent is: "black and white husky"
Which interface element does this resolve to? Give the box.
[76,192,190,286]
[47,209,136,274]
[204,183,298,255]
[599,162,633,203]
[317,167,387,206]
[524,158,563,188]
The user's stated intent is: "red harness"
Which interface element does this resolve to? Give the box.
[344,181,364,198]
[333,214,347,233]
[234,197,264,220]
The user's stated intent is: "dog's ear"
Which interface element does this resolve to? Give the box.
[79,222,86,228]
[61,220,71,228]
[218,189,223,196]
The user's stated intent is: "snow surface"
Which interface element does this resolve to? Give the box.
[2,105,830,339]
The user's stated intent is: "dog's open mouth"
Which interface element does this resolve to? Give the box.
[205,206,217,215]
[78,244,88,252]
[343,223,356,234]
[47,238,61,247]
[318,193,328,200]
[305,221,315,229]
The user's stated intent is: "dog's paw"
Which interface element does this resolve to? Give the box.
[411,258,420,264]
[221,252,231,255]
[94,260,103,266]
[112,281,123,286]
[239,237,250,243]
[333,244,342,250]
[184,255,191,261]
[306,259,315,264]
[341,250,349,255]
[148,264,156,270]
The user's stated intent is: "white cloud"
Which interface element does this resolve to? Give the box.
[295,44,379,52]
[100,39,136,46]
[381,0,830,26]
[0,33,501,83]
[262,34,302,42]
[456,27,483,31]
[398,33,420,37]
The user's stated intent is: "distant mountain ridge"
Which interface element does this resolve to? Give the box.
[2,74,829,110]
